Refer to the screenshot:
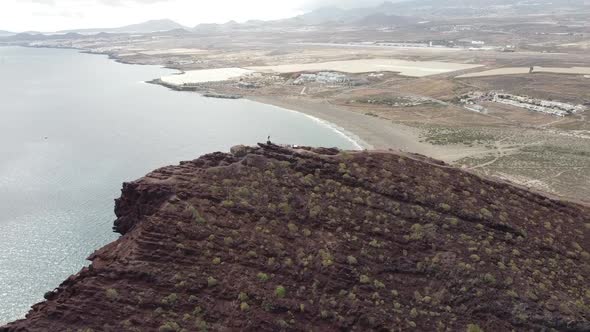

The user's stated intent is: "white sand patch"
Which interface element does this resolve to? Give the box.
[539,67,590,75]
[457,67,531,78]
[292,42,463,52]
[458,66,590,78]
[560,41,590,49]
[161,68,254,86]
[247,59,482,77]
[140,48,208,56]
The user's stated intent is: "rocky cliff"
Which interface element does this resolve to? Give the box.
[3,144,590,331]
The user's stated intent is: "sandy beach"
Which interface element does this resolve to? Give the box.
[247,95,488,163]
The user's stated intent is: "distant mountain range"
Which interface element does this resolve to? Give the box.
[2,0,588,38]
[285,2,421,26]
[285,0,589,25]
[191,2,422,32]
[191,0,589,32]
[58,19,188,35]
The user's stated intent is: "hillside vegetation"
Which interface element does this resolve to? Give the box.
[3,144,589,331]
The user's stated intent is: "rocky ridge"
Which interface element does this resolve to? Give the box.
[2,144,589,331]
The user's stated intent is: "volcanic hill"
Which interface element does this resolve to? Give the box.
[3,144,590,331]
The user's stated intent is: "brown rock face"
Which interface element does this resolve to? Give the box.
[3,144,590,331]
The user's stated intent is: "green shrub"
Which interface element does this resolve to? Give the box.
[275,286,286,298]
[278,202,292,214]
[409,224,424,240]
[446,217,459,226]
[482,273,496,284]
[189,207,206,224]
[480,208,493,220]
[221,200,235,208]
[207,277,218,287]
[309,205,322,218]
[467,324,484,332]
[194,319,208,331]
[287,223,299,233]
[162,293,178,306]
[224,237,234,246]
[257,272,269,282]
[319,249,333,267]
[238,292,249,301]
[373,280,385,289]
[105,288,119,301]
[439,203,451,212]
[158,321,180,332]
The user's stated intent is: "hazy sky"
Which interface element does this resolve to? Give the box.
[0,0,389,32]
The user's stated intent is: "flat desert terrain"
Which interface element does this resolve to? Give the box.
[248,59,483,77]
[458,66,590,78]
[161,68,254,85]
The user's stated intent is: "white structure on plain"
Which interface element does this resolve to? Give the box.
[293,72,349,85]
[492,93,586,117]
[458,91,586,117]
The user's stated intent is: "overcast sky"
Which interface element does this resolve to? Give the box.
[0,0,390,32]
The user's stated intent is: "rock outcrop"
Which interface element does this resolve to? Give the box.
[3,144,590,331]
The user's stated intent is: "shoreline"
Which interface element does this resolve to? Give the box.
[245,95,483,163]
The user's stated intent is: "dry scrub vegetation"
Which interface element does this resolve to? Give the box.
[4,144,589,331]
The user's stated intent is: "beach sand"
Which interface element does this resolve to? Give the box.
[161,68,254,85]
[248,95,488,163]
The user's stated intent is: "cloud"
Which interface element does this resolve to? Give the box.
[99,0,171,5]
[26,0,172,6]
[30,0,57,4]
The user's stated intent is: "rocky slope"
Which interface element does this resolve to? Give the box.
[3,144,590,331]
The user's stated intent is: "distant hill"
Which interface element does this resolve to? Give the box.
[280,2,421,27]
[376,0,590,18]
[0,30,15,37]
[193,20,253,33]
[354,13,418,27]
[285,0,589,25]
[3,33,44,41]
[1,32,89,42]
[6,0,589,39]
[59,19,188,35]
[191,0,586,32]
